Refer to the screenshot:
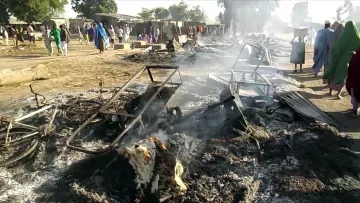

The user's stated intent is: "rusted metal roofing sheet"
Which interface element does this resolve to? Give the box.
[276,91,338,126]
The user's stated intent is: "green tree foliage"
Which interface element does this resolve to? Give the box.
[0,0,67,23]
[291,1,308,27]
[138,8,154,21]
[336,0,353,22]
[188,5,207,22]
[168,1,189,21]
[71,0,117,19]
[154,7,169,20]
[0,0,10,24]
[217,0,279,33]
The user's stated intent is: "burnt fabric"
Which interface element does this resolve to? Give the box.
[290,40,305,64]
[346,45,360,102]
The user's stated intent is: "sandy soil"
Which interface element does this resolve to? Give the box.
[0,41,152,111]
[281,46,360,140]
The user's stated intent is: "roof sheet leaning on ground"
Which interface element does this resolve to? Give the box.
[275,91,338,127]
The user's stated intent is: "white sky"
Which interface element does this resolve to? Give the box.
[64,0,360,23]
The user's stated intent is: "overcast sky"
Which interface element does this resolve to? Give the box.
[64,0,360,23]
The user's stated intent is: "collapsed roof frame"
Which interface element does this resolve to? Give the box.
[66,65,182,155]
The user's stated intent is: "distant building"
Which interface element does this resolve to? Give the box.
[93,13,141,26]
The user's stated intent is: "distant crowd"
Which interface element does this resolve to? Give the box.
[290,20,360,116]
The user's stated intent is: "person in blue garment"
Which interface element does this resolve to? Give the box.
[94,22,108,53]
[312,20,333,77]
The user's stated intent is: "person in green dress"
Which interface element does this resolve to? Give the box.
[50,24,62,55]
[323,21,360,99]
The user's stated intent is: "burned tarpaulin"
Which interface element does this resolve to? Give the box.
[275,91,338,126]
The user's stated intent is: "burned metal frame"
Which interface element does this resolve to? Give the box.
[229,69,272,103]
[1,105,58,146]
[232,42,268,71]
[66,65,182,155]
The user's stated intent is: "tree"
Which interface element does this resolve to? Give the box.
[1,0,67,23]
[168,1,189,21]
[71,0,117,19]
[291,1,308,27]
[217,0,279,34]
[0,0,10,24]
[188,5,207,22]
[154,7,169,20]
[335,0,353,22]
[138,8,154,21]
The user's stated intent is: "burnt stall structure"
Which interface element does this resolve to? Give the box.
[66,65,182,155]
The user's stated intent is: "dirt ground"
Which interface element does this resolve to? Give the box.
[281,46,360,143]
[0,41,157,111]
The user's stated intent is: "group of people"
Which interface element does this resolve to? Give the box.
[290,20,360,116]
[41,24,71,56]
[137,26,160,43]
[0,24,36,46]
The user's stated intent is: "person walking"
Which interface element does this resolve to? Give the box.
[84,24,89,45]
[77,26,83,45]
[154,27,160,43]
[27,23,35,43]
[324,22,344,88]
[346,46,360,116]
[50,24,62,55]
[323,21,360,99]
[125,24,130,42]
[117,26,123,43]
[42,25,53,56]
[307,27,316,47]
[108,25,115,48]
[290,36,306,73]
[60,24,70,56]
[89,24,95,42]
[0,26,8,46]
[94,22,108,53]
[312,20,333,76]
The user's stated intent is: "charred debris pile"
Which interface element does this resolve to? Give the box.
[123,35,276,67]
[1,79,360,203]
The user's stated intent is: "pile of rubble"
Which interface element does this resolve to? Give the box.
[1,76,359,203]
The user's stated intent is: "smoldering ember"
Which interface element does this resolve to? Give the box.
[1,19,360,203]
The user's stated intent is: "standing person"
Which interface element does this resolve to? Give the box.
[108,25,115,48]
[50,24,62,55]
[10,26,17,46]
[290,36,306,73]
[94,22,108,53]
[0,26,9,46]
[84,24,89,45]
[125,24,130,42]
[117,26,123,43]
[60,24,70,56]
[89,24,95,42]
[77,26,83,45]
[42,26,53,56]
[312,20,333,76]
[17,26,24,43]
[323,21,360,99]
[154,27,160,43]
[27,23,35,43]
[307,27,316,47]
[346,46,360,116]
[325,23,344,86]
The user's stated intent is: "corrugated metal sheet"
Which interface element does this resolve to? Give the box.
[276,91,338,126]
